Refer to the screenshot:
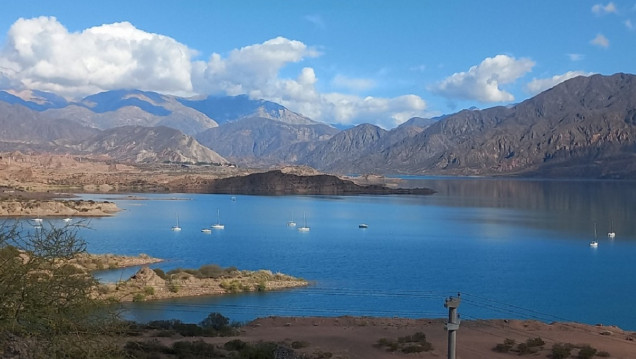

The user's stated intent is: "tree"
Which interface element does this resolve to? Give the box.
[0,220,122,357]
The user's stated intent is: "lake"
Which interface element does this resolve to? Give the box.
[73,177,636,330]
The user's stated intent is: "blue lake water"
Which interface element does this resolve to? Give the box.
[66,178,636,329]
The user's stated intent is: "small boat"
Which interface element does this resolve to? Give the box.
[359,223,368,229]
[298,212,310,232]
[201,228,211,233]
[287,213,296,227]
[62,217,72,222]
[608,220,616,238]
[171,215,182,231]
[589,223,598,247]
[211,209,224,229]
[33,218,43,223]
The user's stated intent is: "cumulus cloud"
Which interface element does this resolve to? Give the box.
[592,2,617,15]
[0,17,430,128]
[430,55,535,103]
[525,71,593,95]
[590,33,610,48]
[192,36,320,96]
[0,16,196,97]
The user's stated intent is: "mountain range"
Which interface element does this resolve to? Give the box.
[1,73,635,178]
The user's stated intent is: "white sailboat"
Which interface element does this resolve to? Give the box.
[201,228,211,233]
[171,215,182,231]
[287,213,296,227]
[211,209,224,229]
[590,223,598,247]
[297,212,310,232]
[608,220,616,238]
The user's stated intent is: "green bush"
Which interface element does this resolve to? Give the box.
[577,345,597,359]
[493,338,515,353]
[551,343,572,359]
[152,268,166,279]
[526,337,545,347]
[200,312,229,331]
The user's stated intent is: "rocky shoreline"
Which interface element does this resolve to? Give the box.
[0,198,120,217]
[97,265,309,302]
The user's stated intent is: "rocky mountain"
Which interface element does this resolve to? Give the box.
[196,117,338,166]
[178,94,318,125]
[0,101,225,164]
[40,90,219,135]
[2,73,636,178]
[75,125,228,164]
[363,73,636,178]
[0,101,98,146]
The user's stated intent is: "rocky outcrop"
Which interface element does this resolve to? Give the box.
[0,198,120,217]
[203,170,435,195]
[100,265,308,302]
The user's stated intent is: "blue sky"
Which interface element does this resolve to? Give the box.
[0,1,634,128]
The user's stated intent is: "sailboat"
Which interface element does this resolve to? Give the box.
[287,213,296,227]
[297,212,310,232]
[211,209,224,229]
[171,215,182,231]
[589,223,598,247]
[608,220,616,238]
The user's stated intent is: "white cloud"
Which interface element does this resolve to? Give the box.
[330,74,376,92]
[592,2,617,15]
[590,33,610,48]
[525,71,594,95]
[192,36,320,96]
[567,53,584,61]
[0,16,196,97]
[430,55,535,103]
[0,17,430,128]
[625,19,634,30]
[319,93,428,128]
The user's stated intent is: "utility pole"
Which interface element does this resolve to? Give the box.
[444,293,461,359]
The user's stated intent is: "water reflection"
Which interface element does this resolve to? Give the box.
[402,177,636,238]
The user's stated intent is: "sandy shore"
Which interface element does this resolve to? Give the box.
[184,316,636,359]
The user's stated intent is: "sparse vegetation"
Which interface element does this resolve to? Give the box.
[551,343,573,359]
[0,221,125,357]
[374,331,433,353]
[493,336,545,355]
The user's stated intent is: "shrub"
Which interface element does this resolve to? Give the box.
[224,339,248,351]
[526,337,545,347]
[577,345,597,359]
[200,312,230,331]
[132,293,146,302]
[493,338,515,353]
[172,340,217,357]
[152,268,166,279]
[551,343,572,359]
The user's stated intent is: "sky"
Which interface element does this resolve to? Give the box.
[0,1,635,129]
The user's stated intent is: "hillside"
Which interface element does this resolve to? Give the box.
[1,73,636,178]
[357,73,636,178]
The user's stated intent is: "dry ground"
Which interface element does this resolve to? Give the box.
[182,316,636,359]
